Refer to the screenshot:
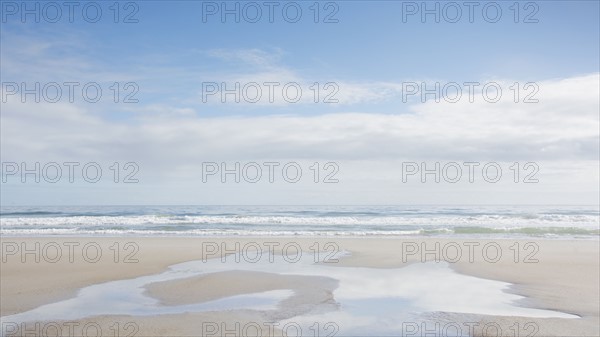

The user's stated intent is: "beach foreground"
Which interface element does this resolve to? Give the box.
[1,237,598,336]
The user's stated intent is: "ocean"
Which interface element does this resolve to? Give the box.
[1,205,598,238]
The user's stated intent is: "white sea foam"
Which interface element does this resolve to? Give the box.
[2,214,598,227]
[1,205,598,237]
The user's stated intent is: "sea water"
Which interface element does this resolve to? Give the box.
[1,205,598,238]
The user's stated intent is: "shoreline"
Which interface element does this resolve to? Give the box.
[1,236,598,336]
[2,233,599,240]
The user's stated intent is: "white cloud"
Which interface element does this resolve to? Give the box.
[1,31,598,204]
[205,48,285,67]
[2,74,598,163]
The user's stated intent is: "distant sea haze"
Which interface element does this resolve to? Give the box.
[1,205,598,238]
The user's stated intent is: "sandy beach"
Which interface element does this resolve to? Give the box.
[3,0,599,335]
[1,237,598,336]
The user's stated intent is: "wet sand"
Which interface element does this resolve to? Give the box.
[1,237,598,336]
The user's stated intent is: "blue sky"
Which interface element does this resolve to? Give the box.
[3,1,599,113]
[1,1,599,205]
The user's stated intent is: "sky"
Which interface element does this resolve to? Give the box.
[0,0,599,205]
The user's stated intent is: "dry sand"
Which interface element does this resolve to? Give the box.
[1,237,598,336]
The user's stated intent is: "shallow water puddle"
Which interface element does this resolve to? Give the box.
[1,250,577,336]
